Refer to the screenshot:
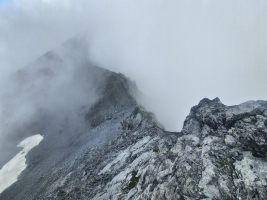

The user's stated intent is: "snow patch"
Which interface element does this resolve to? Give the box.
[0,134,43,194]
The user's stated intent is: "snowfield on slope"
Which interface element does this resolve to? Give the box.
[0,134,43,194]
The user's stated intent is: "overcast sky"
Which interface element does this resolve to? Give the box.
[0,0,267,130]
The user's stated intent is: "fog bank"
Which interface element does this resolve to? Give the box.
[0,0,267,131]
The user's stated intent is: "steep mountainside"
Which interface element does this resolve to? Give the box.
[1,41,267,200]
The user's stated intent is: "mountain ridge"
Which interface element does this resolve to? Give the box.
[0,39,267,199]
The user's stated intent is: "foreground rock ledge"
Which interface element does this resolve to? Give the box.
[90,98,267,200]
[2,96,267,200]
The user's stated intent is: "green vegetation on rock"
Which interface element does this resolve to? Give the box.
[128,170,140,190]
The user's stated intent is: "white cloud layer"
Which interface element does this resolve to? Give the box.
[0,0,267,130]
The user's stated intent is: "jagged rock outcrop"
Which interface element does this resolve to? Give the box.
[82,98,267,200]
[2,83,267,200]
[1,41,267,200]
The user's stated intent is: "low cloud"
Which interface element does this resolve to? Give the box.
[0,0,267,134]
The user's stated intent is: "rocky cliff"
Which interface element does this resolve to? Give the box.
[1,44,267,200]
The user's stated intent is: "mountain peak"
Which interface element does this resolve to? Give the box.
[1,40,267,199]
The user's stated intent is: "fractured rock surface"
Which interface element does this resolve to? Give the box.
[1,41,267,200]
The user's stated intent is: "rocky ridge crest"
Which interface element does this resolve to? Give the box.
[0,41,267,199]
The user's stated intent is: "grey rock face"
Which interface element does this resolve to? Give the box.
[86,98,267,200]
[2,87,267,200]
[1,42,267,199]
